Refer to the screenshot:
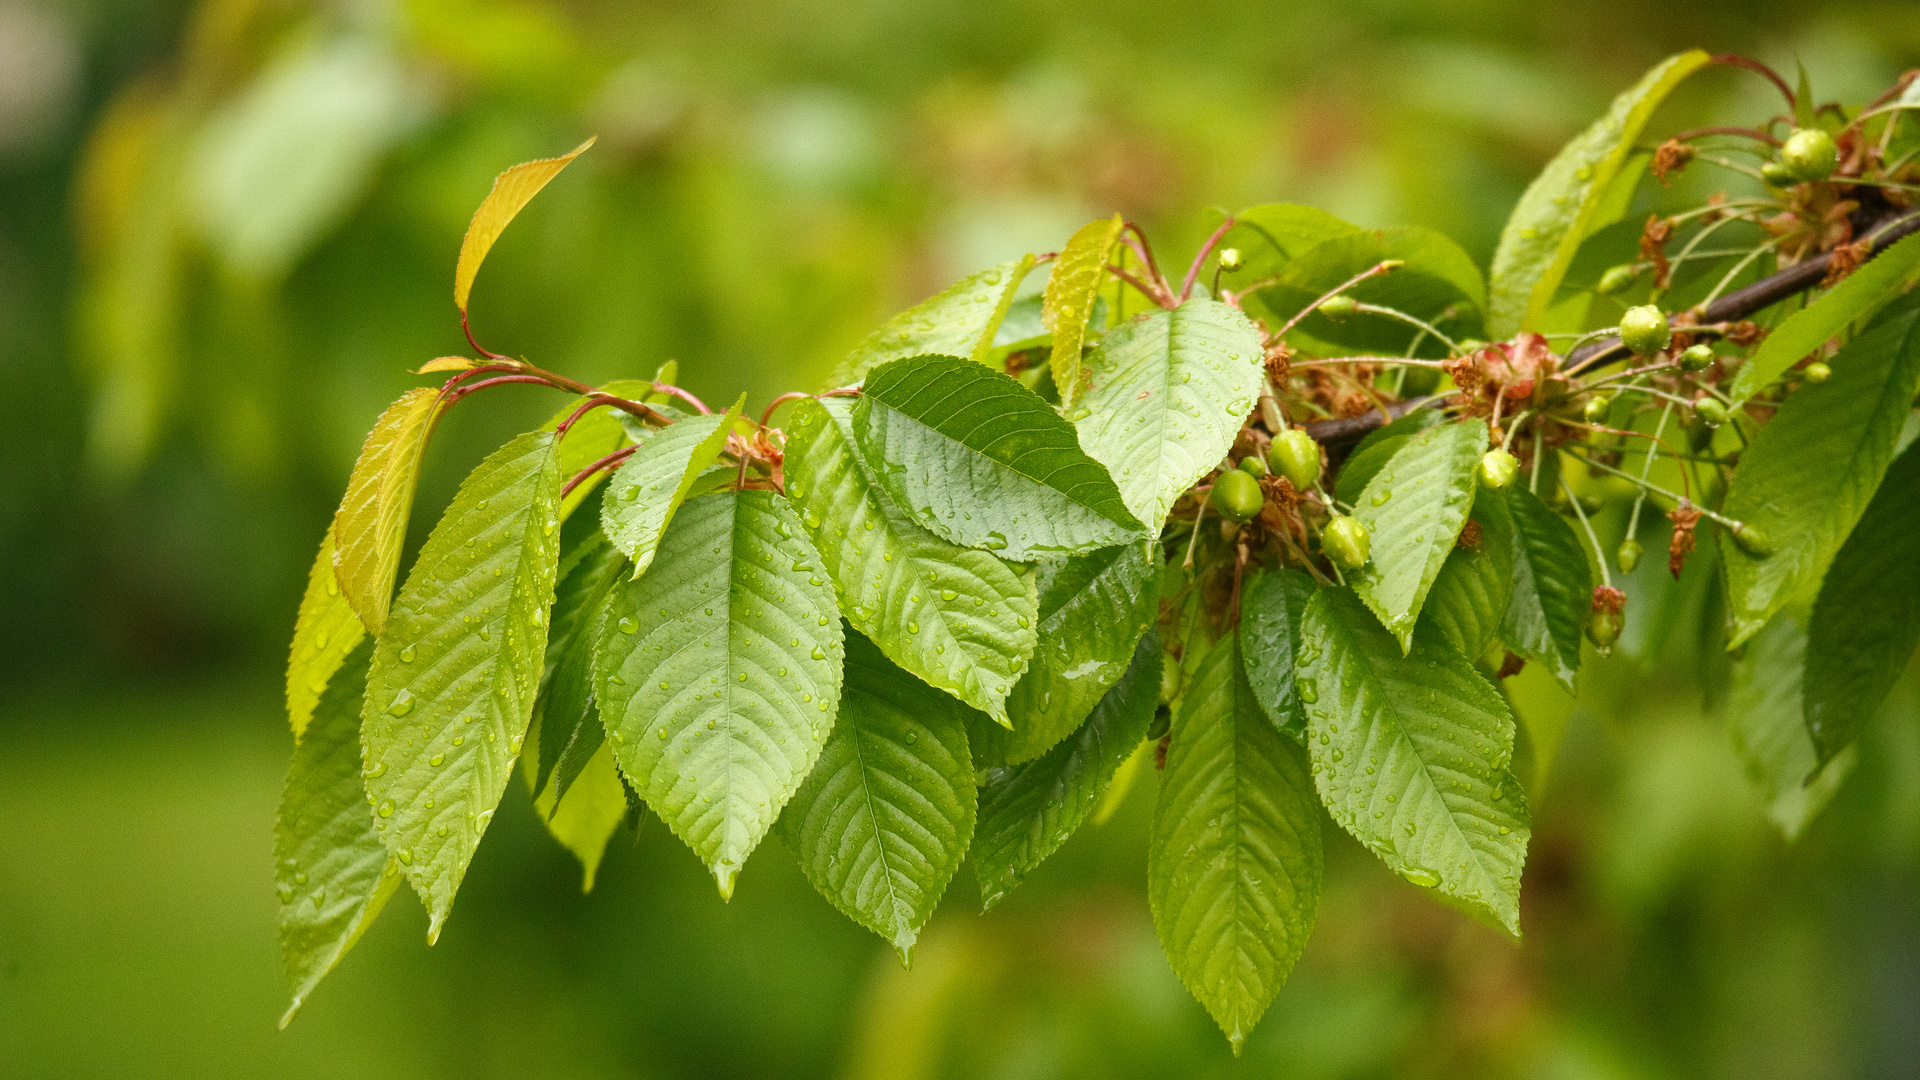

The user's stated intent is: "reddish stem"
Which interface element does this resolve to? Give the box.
[1675,125,1783,148]
[1180,217,1237,302]
[654,382,712,414]
[461,310,508,361]
[561,445,638,498]
[1710,54,1798,112]
[1272,260,1401,342]
[1108,264,1176,309]
[443,374,553,405]
[759,391,813,428]
[1122,223,1173,298]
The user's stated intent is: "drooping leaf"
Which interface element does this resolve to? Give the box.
[534,530,626,796]
[1350,421,1487,651]
[601,395,745,577]
[1045,213,1125,409]
[1073,299,1267,531]
[1729,233,1920,408]
[784,397,1036,724]
[777,629,976,960]
[531,741,631,892]
[331,387,441,635]
[286,528,368,740]
[1486,50,1711,337]
[594,490,844,898]
[854,353,1144,559]
[454,137,595,313]
[1248,226,1488,356]
[975,629,1161,910]
[1150,633,1322,1053]
[1727,611,1855,841]
[1805,441,1920,763]
[836,256,1037,384]
[275,640,399,1028]
[1422,487,1517,662]
[1501,486,1591,692]
[1239,568,1317,738]
[1334,407,1443,506]
[1721,294,1920,647]
[971,543,1158,764]
[1299,587,1529,933]
[360,431,564,940]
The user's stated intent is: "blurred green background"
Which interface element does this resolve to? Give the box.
[5,1,1920,1076]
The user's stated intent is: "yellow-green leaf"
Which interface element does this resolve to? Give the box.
[1045,213,1124,408]
[415,356,479,374]
[531,741,631,892]
[286,528,367,740]
[331,387,442,635]
[834,256,1036,385]
[453,137,595,313]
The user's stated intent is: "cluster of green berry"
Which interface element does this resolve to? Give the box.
[1207,428,1371,571]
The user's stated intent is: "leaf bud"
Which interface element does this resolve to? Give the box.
[1781,127,1839,182]
[1618,305,1672,355]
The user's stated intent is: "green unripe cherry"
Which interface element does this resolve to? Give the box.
[1596,264,1639,296]
[1324,514,1371,570]
[1317,294,1359,320]
[1732,523,1772,557]
[1587,606,1623,651]
[1239,455,1268,479]
[1478,448,1519,490]
[1694,397,1730,427]
[1209,468,1265,523]
[1781,128,1839,183]
[1217,247,1242,272]
[1616,539,1644,574]
[1802,361,1832,384]
[1760,161,1797,188]
[1583,395,1612,422]
[1619,305,1672,355]
[1268,428,1322,491]
[1678,343,1716,372]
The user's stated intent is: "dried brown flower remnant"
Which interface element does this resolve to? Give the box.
[1652,139,1696,186]
[1668,499,1703,578]
[1458,520,1483,550]
[1823,237,1874,287]
[1641,214,1675,288]
[1724,321,1769,347]
[1496,652,1527,679]
[1264,340,1292,384]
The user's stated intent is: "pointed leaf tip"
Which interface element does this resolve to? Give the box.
[454,136,596,313]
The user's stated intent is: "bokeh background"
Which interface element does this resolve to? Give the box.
[5,1,1920,1076]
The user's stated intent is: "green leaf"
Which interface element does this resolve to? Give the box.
[975,628,1161,910]
[532,741,630,892]
[1045,213,1125,409]
[970,542,1158,764]
[777,629,976,960]
[534,530,627,796]
[1149,633,1322,1053]
[331,387,441,635]
[1722,295,1920,647]
[1728,611,1855,841]
[1334,408,1442,506]
[1073,299,1267,531]
[286,527,368,740]
[594,490,845,898]
[454,138,594,313]
[275,640,399,1028]
[1246,227,1487,356]
[1239,568,1317,738]
[1350,421,1487,651]
[601,396,745,577]
[1299,587,1529,933]
[1729,232,1920,408]
[1230,203,1362,277]
[1423,487,1517,662]
[1805,441,1920,763]
[361,431,565,940]
[785,397,1037,724]
[1500,486,1591,692]
[854,353,1144,559]
[836,257,1037,385]
[1487,50,1711,338]
[1793,62,1816,130]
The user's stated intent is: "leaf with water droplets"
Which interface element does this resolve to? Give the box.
[361,431,565,940]
[854,353,1144,560]
[1239,568,1317,738]
[601,396,745,577]
[286,527,367,741]
[975,629,1160,910]
[331,387,442,635]
[454,137,594,313]
[835,256,1036,385]
[971,541,1157,763]
[1149,633,1321,1054]
[784,397,1035,724]
[539,378,666,519]
[1350,421,1486,653]
[1045,213,1124,410]
[1073,299,1266,531]
[778,629,976,960]
[275,640,399,1028]
[1334,408,1442,506]
[1500,486,1591,692]
[594,490,844,898]
[1727,609,1855,841]
[1299,587,1528,934]
[1486,50,1709,337]
[1421,486,1515,663]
